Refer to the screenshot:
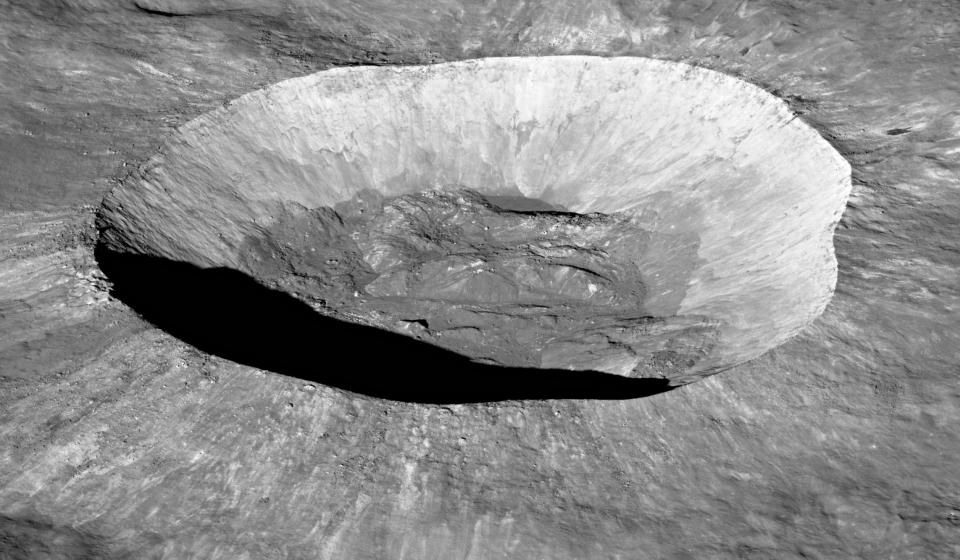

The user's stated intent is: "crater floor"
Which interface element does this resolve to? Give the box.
[245,188,717,375]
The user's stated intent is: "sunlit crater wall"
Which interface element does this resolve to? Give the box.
[99,56,851,382]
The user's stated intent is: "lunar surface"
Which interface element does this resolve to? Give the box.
[1,1,959,559]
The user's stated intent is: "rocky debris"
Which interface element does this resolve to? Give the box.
[351,189,645,307]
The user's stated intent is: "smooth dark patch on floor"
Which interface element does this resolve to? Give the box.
[0,514,111,560]
[95,248,673,404]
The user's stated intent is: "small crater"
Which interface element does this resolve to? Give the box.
[885,127,912,136]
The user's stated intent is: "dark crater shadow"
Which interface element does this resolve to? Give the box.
[95,247,674,404]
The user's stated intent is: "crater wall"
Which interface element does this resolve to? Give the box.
[99,56,851,382]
